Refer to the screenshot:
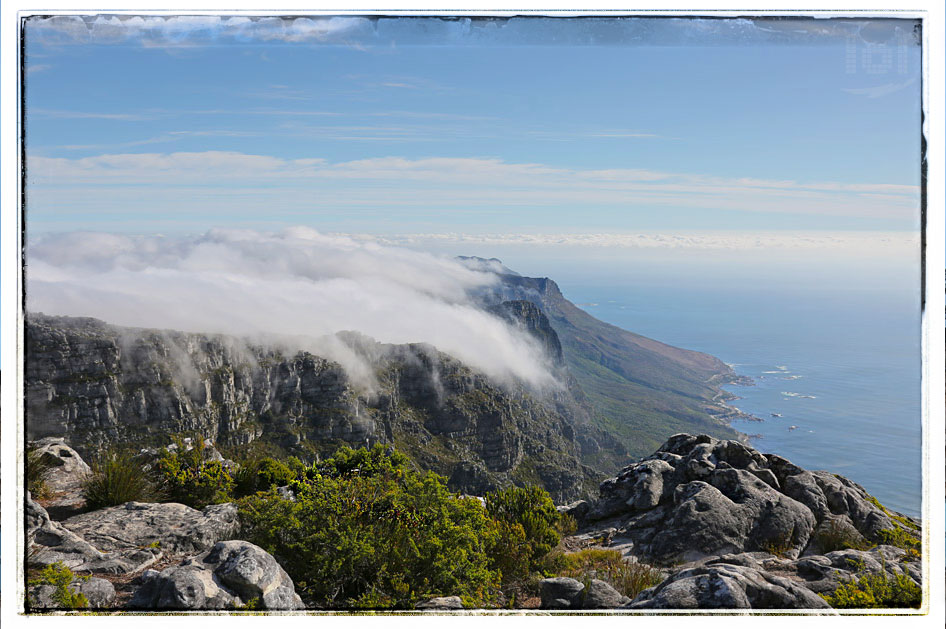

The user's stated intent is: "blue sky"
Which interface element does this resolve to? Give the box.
[24,16,922,237]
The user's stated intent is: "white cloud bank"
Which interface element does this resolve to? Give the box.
[27,227,558,390]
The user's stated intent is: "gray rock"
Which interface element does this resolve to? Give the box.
[627,562,831,610]
[73,577,117,607]
[130,540,303,610]
[27,491,160,575]
[63,501,239,554]
[583,579,630,609]
[787,545,920,595]
[540,577,584,609]
[27,576,115,610]
[415,596,464,610]
[29,437,92,519]
[579,435,916,568]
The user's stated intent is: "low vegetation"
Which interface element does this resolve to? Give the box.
[238,445,505,609]
[26,446,54,500]
[28,562,89,610]
[816,519,873,553]
[82,450,162,509]
[822,569,921,609]
[153,437,234,508]
[557,548,663,600]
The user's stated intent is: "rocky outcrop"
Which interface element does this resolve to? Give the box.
[626,544,919,610]
[27,492,161,575]
[26,314,604,502]
[626,560,831,610]
[129,540,303,610]
[577,434,920,566]
[62,501,239,555]
[29,437,91,519]
[556,434,923,610]
[28,576,116,610]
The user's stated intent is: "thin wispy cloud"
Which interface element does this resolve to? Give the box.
[30,108,157,121]
[842,77,918,99]
[370,231,920,254]
[27,151,919,220]
[29,15,372,47]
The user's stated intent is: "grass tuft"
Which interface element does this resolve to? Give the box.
[82,450,161,509]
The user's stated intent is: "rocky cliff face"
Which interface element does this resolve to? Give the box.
[26,312,607,502]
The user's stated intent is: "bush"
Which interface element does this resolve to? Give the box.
[83,450,161,510]
[28,562,89,609]
[233,456,305,498]
[154,437,234,508]
[239,444,502,609]
[876,527,921,552]
[27,447,54,500]
[558,548,663,599]
[822,570,921,609]
[486,485,562,575]
[816,519,873,553]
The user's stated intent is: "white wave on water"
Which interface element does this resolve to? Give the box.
[781,391,816,399]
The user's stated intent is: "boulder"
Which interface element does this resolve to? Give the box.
[539,577,584,609]
[415,596,464,610]
[583,579,630,609]
[627,562,831,610]
[129,540,303,610]
[29,437,91,519]
[63,501,239,554]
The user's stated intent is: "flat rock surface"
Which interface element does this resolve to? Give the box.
[63,501,239,555]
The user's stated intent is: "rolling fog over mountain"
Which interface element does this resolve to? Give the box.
[27,228,560,390]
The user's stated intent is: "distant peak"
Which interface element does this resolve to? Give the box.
[455,256,520,276]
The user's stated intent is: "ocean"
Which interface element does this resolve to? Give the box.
[556,278,923,518]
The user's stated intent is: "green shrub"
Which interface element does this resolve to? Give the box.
[154,437,234,508]
[822,570,921,609]
[27,447,54,500]
[486,485,562,574]
[233,456,305,497]
[83,450,161,510]
[239,444,501,609]
[816,519,874,553]
[28,562,89,610]
[558,548,663,599]
[876,527,921,552]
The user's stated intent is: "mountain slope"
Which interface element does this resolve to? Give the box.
[476,271,750,458]
[25,313,605,502]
